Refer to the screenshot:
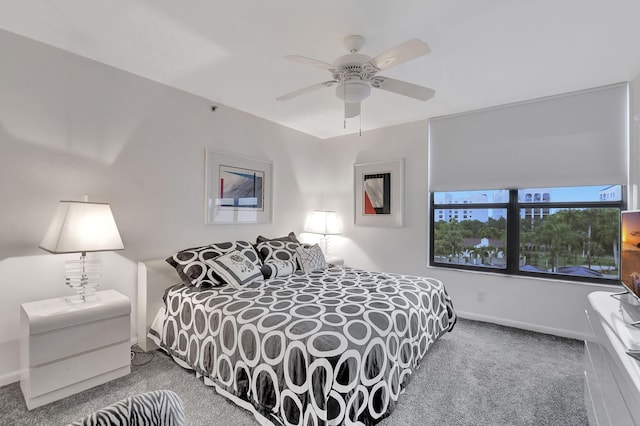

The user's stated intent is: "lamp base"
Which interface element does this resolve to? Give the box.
[65,252,101,303]
[320,236,331,257]
[64,294,100,304]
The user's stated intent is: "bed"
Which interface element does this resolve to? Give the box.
[137,238,456,426]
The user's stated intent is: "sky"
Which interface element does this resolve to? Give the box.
[434,185,621,204]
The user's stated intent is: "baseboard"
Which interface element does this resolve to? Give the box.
[0,370,21,387]
[456,310,589,341]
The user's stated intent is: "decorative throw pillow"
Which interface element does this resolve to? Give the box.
[256,232,300,244]
[205,250,263,289]
[296,244,327,273]
[256,240,302,268]
[260,259,297,279]
[209,241,262,268]
[165,245,225,287]
[166,240,262,287]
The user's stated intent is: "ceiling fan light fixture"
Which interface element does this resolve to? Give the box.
[278,35,434,128]
[336,80,371,103]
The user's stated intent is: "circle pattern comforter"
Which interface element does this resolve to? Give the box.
[150,265,457,425]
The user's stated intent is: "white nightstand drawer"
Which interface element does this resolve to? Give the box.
[27,340,130,397]
[23,292,130,335]
[29,314,130,366]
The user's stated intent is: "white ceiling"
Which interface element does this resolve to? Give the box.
[1,0,640,139]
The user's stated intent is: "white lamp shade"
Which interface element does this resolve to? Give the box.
[305,210,341,235]
[40,201,124,253]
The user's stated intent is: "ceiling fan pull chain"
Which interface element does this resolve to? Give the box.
[344,84,347,129]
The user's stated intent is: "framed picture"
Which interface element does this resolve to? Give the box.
[354,159,404,227]
[205,150,273,224]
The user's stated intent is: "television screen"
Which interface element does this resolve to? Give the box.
[621,210,640,299]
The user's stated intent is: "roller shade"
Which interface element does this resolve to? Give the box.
[428,83,628,191]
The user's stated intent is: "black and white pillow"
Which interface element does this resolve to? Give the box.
[165,245,223,287]
[206,250,263,289]
[295,244,327,273]
[209,241,262,267]
[260,259,297,279]
[256,240,302,269]
[255,231,300,244]
[166,241,262,287]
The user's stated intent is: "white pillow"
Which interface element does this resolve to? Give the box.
[261,259,297,279]
[295,244,327,273]
[205,250,263,289]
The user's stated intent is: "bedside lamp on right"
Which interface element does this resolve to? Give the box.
[305,210,341,256]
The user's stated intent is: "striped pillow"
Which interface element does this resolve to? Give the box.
[260,259,296,279]
[69,389,185,426]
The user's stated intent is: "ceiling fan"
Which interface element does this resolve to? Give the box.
[276,35,435,121]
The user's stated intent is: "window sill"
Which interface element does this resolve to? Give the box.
[426,264,622,289]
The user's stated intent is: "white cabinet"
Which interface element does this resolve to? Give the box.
[584,291,640,425]
[20,289,131,410]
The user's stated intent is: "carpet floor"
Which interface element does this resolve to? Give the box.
[0,318,588,425]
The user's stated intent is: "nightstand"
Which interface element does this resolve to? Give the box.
[20,289,131,410]
[326,256,344,265]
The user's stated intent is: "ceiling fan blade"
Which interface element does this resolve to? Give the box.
[373,76,435,101]
[276,81,337,101]
[368,39,431,71]
[345,102,361,119]
[284,55,336,70]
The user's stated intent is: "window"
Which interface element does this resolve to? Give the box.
[430,185,624,283]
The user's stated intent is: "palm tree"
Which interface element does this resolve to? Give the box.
[534,212,581,271]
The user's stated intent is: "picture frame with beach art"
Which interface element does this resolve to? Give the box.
[205,150,273,224]
[354,159,404,227]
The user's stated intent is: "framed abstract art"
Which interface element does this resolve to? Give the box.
[354,159,404,227]
[205,150,273,224]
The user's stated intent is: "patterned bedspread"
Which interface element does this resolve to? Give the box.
[149,265,456,425]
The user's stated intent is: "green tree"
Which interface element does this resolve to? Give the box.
[433,219,466,262]
[587,208,619,268]
[534,211,581,271]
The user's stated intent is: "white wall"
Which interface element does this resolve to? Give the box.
[323,119,621,341]
[321,120,431,275]
[0,29,323,385]
[0,29,324,262]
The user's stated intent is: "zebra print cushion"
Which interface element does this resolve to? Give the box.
[68,389,185,426]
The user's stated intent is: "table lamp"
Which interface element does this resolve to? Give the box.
[39,199,124,302]
[305,210,341,255]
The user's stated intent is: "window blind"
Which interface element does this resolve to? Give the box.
[428,82,628,191]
